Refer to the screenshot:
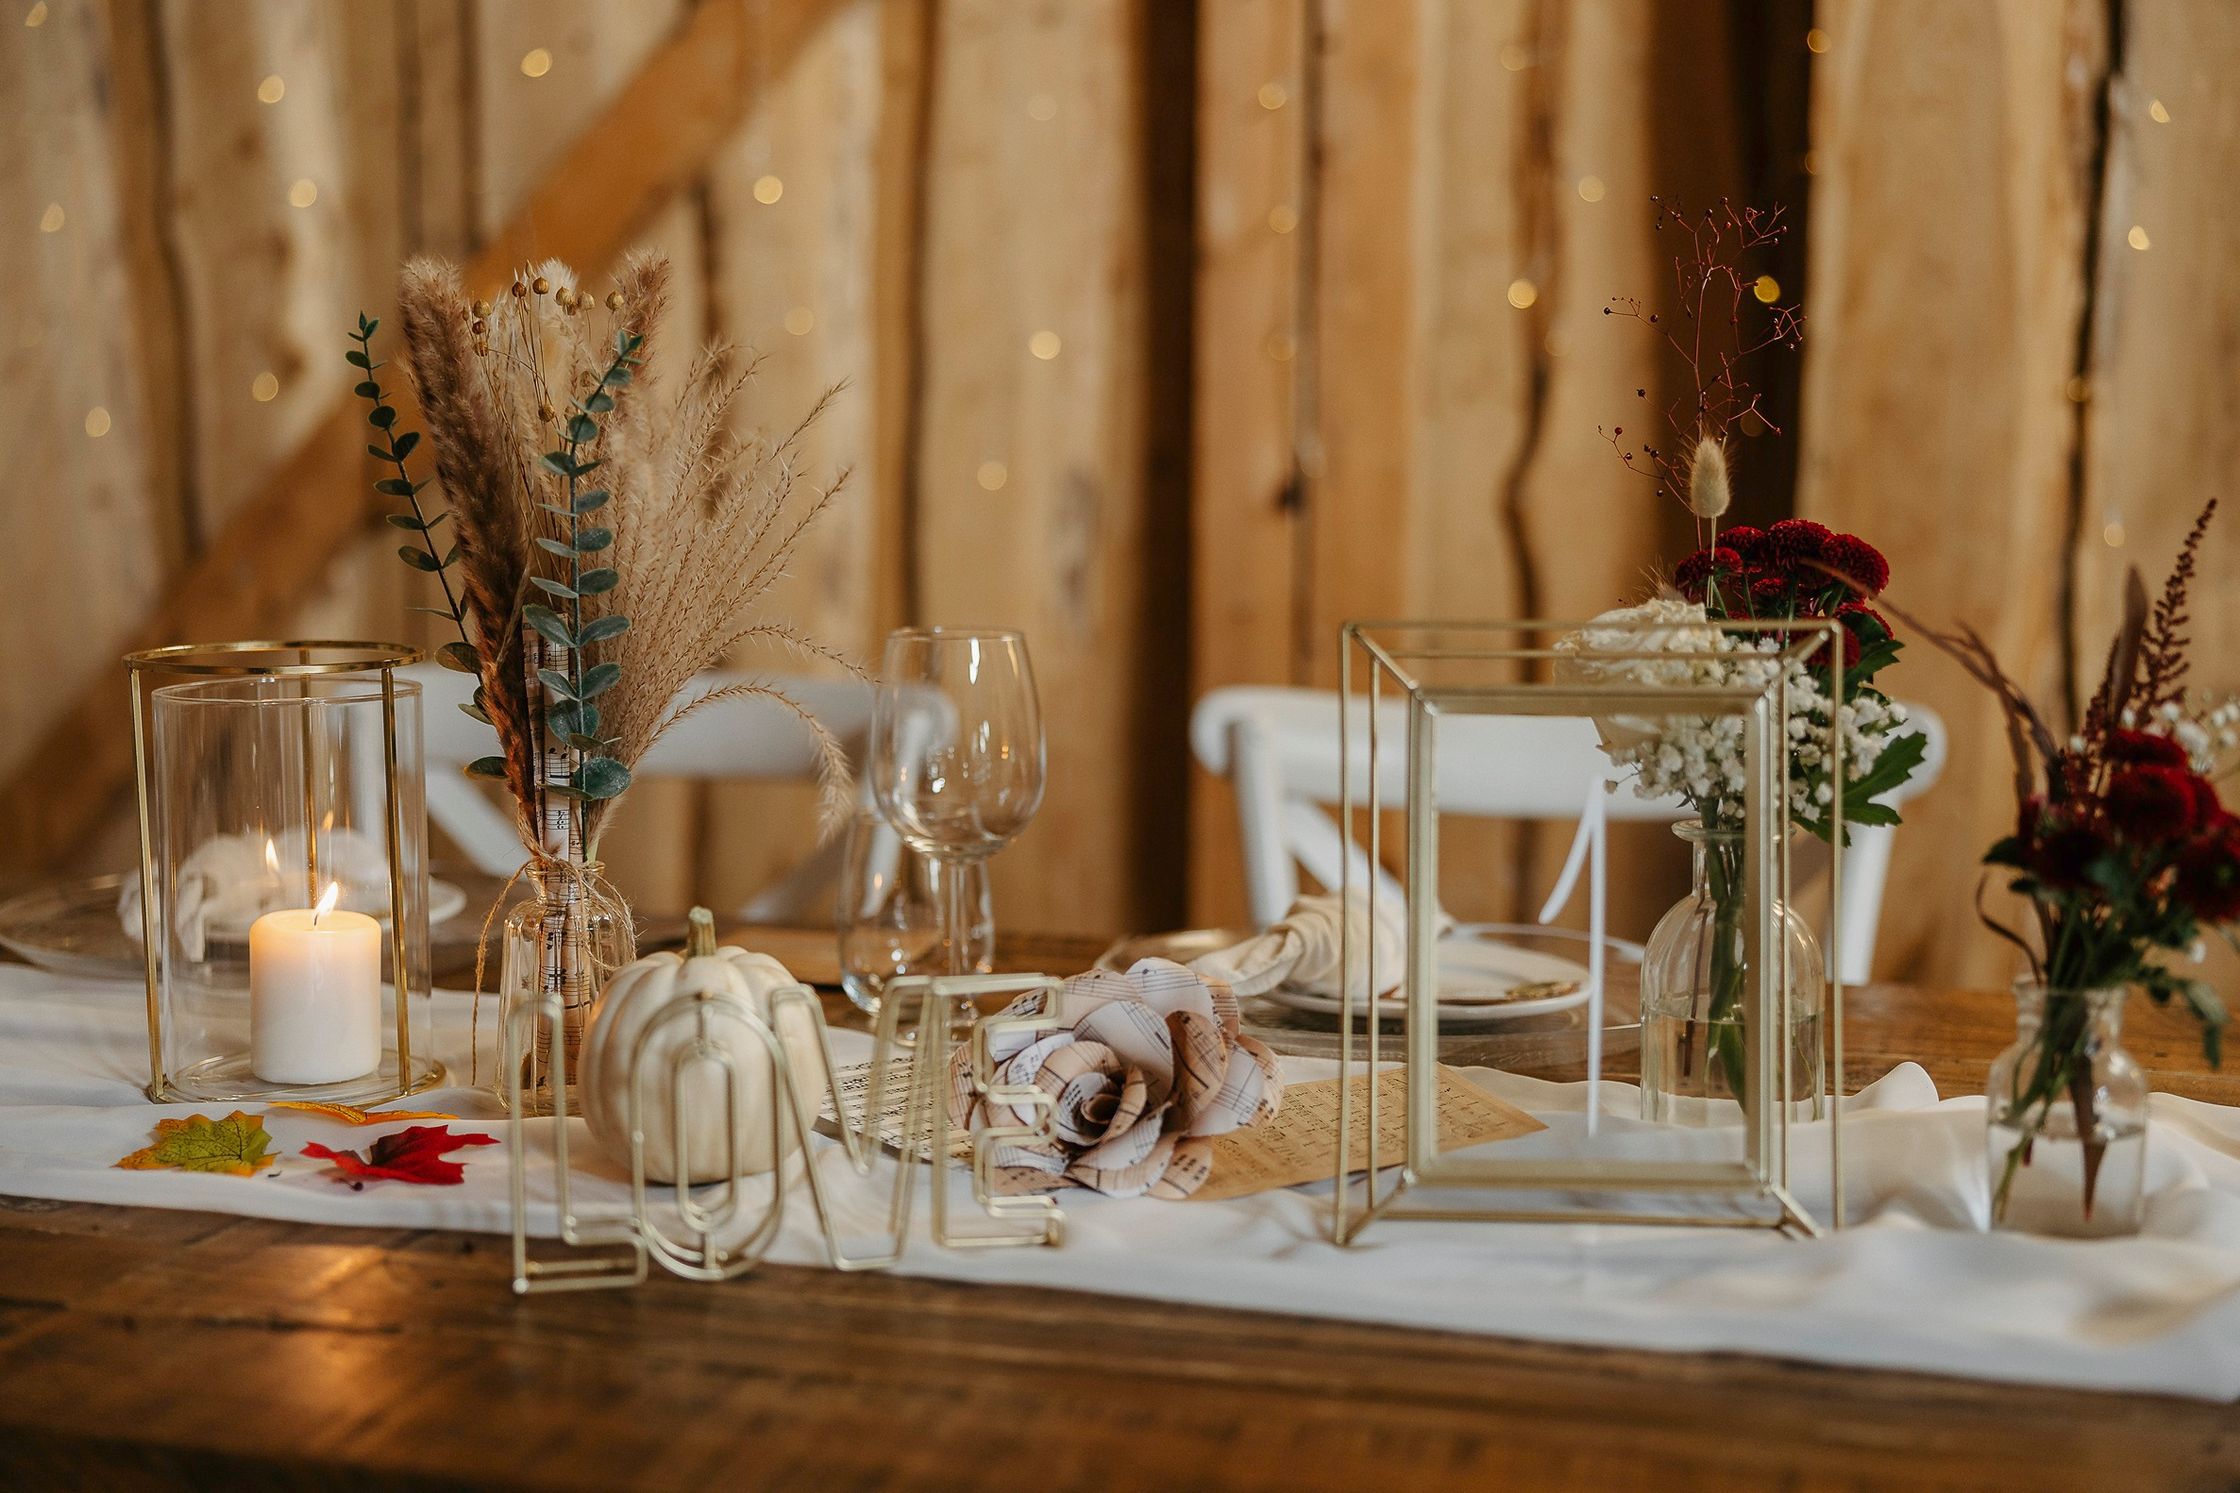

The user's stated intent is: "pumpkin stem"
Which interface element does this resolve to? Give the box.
[685,906,718,960]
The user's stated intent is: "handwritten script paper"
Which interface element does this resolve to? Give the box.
[821,1060,1544,1199]
[1190,1065,1545,1202]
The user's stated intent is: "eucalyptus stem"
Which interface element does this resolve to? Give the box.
[349,314,471,660]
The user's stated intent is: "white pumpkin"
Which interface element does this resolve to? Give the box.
[581,908,805,1185]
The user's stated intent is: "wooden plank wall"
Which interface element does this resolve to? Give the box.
[4,0,2235,985]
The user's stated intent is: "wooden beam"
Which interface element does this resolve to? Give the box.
[0,0,839,869]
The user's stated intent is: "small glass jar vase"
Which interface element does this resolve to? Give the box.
[127,642,439,1104]
[494,874,632,1115]
[1638,819,1825,1124]
[1985,981,2148,1237]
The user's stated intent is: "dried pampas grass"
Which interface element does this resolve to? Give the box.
[396,251,858,861]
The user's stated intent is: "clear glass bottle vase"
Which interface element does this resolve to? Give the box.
[494,872,631,1116]
[1637,819,1825,1125]
[1985,980,2148,1237]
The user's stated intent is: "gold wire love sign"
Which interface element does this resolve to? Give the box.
[504,971,1066,1294]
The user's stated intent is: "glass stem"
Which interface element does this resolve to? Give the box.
[941,855,969,978]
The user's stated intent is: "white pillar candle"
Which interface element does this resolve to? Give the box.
[248,886,383,1085]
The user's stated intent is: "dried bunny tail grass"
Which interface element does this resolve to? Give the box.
[1686,435,1731,520]
[397,257,537,818]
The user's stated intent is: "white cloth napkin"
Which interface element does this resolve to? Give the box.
[5,962,2240,1400]
[1186,892,1413,998]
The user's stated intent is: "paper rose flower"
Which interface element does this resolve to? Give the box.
[948,958,1282,1200]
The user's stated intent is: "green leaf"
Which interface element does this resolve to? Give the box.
[576,757,631,801]
[408,604,455,619]
[602,366,633,387]
[577,661,622,699]
[577,614,630,645]
[369,443,397,462]
[578,567,619,595]
[359,315,379,337]
[466,756,509,779]
[537,668,578,701]
[571,488,610,514]
[459,699,491,725]
[565,413,598,444]
[523,604,572,649]
[345,349,372,369]
[544,782,587,802]
[540,450,579,477]
[583,390,615,414]
[529,576,578,600]
[398,546,442,572]
[548,701,600,741]
[565,732,609,754]
[392,430,419,460]
[368,406,397,429]
[437,641,478,674]
[375,476,417,497]
[534,536,576,559]
[574,526,613,553]
[1846,728,1930,806]
[2182,981,2228,1067]
[116,1111,277,1176]
[442,542,461,566]
[386,513,428,531]
[572,457,602,479]
[355,380,382,398]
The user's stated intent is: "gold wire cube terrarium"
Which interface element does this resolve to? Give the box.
[126,641,441,1104]
[1331,619,1847,1241]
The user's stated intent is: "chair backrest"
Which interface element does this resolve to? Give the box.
[405,662,877,919]
[1190,684,1948,984]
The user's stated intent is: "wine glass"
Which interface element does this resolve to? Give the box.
[835,806,992,1020]
[869,628,1044,987]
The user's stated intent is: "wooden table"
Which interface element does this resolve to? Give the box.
[3,930,2236,1491]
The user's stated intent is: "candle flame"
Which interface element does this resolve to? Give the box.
[264,838,280,876]
[312,881,341,925]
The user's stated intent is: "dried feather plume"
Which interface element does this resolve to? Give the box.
[394,251,860,861]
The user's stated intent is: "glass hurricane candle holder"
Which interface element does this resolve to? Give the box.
[126,641,441,1104]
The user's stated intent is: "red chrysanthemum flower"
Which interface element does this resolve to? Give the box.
[2174,818,2240,924]
[2183,772,2224,827]
[1765,518,1832,567]
[1750,574,1791,605]
[1720,524,1769,564]
[1836,599,1893,641]
[2029,823,2112,891]
[1821,533,1890,595]
[1673,545,1743,600]
[2105,764,2203,843]
[2107,729,2190,769]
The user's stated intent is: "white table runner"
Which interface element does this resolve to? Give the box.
[4,964,2238,1400]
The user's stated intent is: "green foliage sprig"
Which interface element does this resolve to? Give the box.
[520,328,643,806]
[349,314,474,676]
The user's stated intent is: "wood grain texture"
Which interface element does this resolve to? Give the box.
[1187,0,1308,927]
[0,0,827,874]
[0,962,2235,1492]
[911,0,1188,935]
[1797,0,2101,987]
[0,3,171,797]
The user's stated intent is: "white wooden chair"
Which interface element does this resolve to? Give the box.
[1190,685,1948,985]
[405,662,879,922]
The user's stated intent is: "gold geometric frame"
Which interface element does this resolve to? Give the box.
[1331,619,1847,1243]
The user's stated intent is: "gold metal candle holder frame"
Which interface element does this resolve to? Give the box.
[506,971,1065,1294]
[126,640,436,1104]
[1332,619,1847,1242]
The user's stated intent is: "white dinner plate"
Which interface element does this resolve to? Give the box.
[1259,926,1595,1027]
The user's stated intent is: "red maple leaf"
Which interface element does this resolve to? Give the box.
[302,1124,499,1187]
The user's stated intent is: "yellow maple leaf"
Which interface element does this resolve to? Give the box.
[267,1100,458,1126]
[115,1111,278,1176]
